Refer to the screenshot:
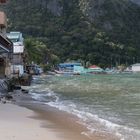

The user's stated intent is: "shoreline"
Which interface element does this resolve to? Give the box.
[0,103,65,140]
[0,102,96,140]
[17,101,97,140]
[0,91,119,140]
[16,96,119,140]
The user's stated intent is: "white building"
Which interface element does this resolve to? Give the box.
[7,32,25,76]
[131,63,140,72]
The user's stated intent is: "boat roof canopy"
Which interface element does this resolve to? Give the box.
[59,63,82,67]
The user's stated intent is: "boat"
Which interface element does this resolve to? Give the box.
[55,62,83,75]
[87,65,105,74]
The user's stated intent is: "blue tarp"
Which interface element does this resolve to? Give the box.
[58,63,82,68]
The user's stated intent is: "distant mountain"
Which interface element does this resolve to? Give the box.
[79,0,140,44]
[1,0,140,66]
[130,0,140,5]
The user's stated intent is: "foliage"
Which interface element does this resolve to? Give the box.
[1,0,140,67]
[24,38,60,68]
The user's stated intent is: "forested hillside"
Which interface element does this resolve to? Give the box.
[1,0,140,67]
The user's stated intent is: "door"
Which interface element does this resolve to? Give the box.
[0,58,5,78]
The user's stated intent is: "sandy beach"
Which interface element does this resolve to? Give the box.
[0,101,119,140]
[0,103,97,140]
[0,103,65,140]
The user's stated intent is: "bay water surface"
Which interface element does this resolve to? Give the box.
[29,74,140,140]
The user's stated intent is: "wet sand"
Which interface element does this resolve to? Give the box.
[24,103,95,140]
[0,98,118,140]
[18,100,119,140]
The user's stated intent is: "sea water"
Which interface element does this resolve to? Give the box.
[29,74,140,140]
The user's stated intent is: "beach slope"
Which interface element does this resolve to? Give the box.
[0,103,69,140]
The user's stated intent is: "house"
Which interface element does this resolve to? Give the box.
[0,11,13,78]
[57,63,82,73]
[131,63,140,72]
[7,32,25,76]
[0,35,13,78]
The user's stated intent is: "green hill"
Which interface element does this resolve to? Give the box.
[1,0,140,67]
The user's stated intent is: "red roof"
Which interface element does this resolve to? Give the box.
[89,65,99,68]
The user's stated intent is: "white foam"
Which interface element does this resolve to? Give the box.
[29,88,140,140]
[45,98,140,140]
[30,92,45,101]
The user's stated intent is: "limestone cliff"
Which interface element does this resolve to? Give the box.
[0,0,139,65]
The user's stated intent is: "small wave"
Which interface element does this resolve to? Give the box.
[44,96,140,140]
[29,75,140,140]
[30,90,59,103]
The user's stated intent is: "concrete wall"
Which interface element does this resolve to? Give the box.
[12,54,23,65]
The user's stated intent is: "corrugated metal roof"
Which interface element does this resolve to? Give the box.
[7,32,23,44]
[7,32,20,39]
